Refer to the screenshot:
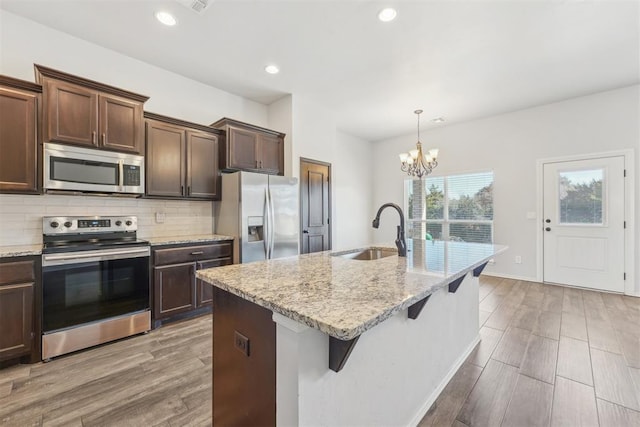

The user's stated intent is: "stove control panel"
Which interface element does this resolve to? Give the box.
[43,216,138,235]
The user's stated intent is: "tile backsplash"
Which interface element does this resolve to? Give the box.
[0,194,214,246]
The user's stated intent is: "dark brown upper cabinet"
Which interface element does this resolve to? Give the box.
[35,64,148,155]
[211,117,285,176]
[145,112,222,200]
[0,76,41,194]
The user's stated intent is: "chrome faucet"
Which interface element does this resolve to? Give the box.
[372,203,407,257]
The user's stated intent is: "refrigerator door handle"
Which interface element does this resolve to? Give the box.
[268,187,276,257]
[264,187,271,259]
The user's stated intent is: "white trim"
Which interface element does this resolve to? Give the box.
[536,149,635,295]
[408,334,481,427]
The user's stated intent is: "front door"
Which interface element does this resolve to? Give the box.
[543,156,625,292]
[300,158,331,254]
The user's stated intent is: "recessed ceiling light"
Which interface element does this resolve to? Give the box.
[155,11,177,26]
[378,8,397,22]
[265,64,280,74]
[432,117,445,123]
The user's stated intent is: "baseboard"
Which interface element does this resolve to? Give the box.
[408,334,481,427]
[480,271,539,282]
[483,273,640,298]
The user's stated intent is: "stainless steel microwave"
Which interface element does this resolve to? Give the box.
[44,142,145,195]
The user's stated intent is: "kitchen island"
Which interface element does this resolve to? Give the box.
[197,239,506,426]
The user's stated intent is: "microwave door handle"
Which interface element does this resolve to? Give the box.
[118,160,124,188]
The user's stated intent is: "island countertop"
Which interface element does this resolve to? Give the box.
[196,239,506,340]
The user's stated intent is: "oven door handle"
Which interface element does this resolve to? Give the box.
[43,247,150,266]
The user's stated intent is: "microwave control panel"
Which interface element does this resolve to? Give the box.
[123,165,141,186]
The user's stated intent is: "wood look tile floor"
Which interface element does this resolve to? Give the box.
[420,277,640,427]
[0,316,213,427]
[1,278,639,426]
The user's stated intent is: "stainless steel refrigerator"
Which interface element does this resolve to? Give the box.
[215,171,299,263]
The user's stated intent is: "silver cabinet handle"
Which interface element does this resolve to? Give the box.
[190,251,204,255]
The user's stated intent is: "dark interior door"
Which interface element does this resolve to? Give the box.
[300,158,331,254]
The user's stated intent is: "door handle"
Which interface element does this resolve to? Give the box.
[545,227,551,232]
[545,219,551,223]
[92,131,97,145]
[303,230,309,234]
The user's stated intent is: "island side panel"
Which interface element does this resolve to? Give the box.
[212,287,276,426]
[275,274,480,426]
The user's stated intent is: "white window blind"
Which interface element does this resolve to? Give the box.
[405,171,494,244]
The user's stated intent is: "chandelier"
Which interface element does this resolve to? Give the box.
[399,110,439,178]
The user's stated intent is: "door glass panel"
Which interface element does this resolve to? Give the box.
[558,168,604,224]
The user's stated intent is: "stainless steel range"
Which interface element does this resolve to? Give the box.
[41,215,151,360]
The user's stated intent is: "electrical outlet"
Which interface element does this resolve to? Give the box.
[515,255,522,264]
[155,212,166,223]
[234,331,250,356]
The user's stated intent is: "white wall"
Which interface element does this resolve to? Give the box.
[291,95,373,250]
[0,10,268,127]
[267,95,293,177]
[333,130,373,249]
[373,85,639,295]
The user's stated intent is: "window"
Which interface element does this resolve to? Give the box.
[558,168,604,225]
[405,171,494,243]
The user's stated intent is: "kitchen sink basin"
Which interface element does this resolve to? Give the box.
[332,247,397,261]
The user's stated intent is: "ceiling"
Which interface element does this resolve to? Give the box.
[1,0,638,141]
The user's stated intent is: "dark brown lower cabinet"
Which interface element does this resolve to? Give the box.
[152,241,232,326]
[212,287,276,426]
[0,256,41,365]
[154,262,196,318]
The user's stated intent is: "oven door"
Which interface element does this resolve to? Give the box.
[42,246,150,333]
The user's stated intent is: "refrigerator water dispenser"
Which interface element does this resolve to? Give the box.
[247,216,264,242]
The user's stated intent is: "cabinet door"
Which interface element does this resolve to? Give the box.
[259,134,284,175]
[99,94,144,154]
[0,283,34,361]
[44,79,98,147]
[228,127,259,170]
[146,120,185,197]
[196,258,232,308]
[153,262,196,320]
[186,130,220,199]
[0,87,38,193]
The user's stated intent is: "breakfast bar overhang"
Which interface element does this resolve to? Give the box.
[197,239,506,426]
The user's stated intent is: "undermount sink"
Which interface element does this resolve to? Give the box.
[332,247,397,261]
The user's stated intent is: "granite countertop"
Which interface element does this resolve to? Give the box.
[197,239,507,340]
[0,244,43,257]
[147,234,235,246]
[0,234,235,257]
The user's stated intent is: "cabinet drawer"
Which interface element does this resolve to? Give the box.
[0,260,36,286]
[154,243,232,266]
